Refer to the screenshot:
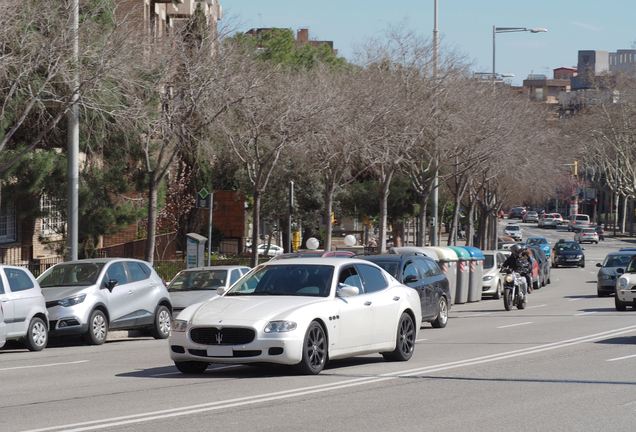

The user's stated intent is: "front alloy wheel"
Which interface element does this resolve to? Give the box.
[383,312,415,361]
[297,321,327,375]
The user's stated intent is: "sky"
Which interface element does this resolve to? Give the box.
[222,0,635,86]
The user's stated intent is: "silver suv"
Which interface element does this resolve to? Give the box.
[0,265,49,351]
[38,259,172,345]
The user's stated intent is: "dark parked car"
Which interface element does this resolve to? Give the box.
[596,251,636,297]
[508,208,525,220]
[551,240,585,268]
[594,226,605,241]
[528,245,551,287]
[358,252,450,328]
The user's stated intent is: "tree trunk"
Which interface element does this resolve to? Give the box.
[323,183,334,252]
[250,190,261,268]
[378,169,394,253]
[144,177,159,265]
[417,194,428,247]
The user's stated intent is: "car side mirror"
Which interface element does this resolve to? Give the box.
[581,248,586,251]
[404,274,419,284]
[596,263,602,268]
[337,284,359,297]
[105,279,119,292]
[617,268,625,274]
[216,287,227,296]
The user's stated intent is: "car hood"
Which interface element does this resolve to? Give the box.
[556,250,583,257]
[598,267,624,276]
[189,295,325,325]
[41,285,95,301]
[170,291,219,309]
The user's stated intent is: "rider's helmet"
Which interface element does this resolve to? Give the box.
[511,244,527,257]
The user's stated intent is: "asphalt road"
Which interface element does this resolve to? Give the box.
[3,221,636,432]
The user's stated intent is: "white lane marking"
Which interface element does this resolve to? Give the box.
[569,297,584,302]
[496,322,533,329]
[23,324,636,432]
[415,339,428,342]
[607,353,636,362]
[460,313,492,318]
[0,360,89,372]
[575,311,598,316]
[526,304,547,309]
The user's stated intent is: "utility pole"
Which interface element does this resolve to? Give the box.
[67,0,79,261]
[431,0,439,246]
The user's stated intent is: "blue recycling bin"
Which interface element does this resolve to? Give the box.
[461,246,485,302]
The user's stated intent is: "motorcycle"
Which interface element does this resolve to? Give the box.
[501,267,527,311]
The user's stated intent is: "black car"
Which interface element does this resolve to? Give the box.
[552,240,585,268]
[528,245,551,287]
[508,208,525,219]
[358,252,450,328]
[594,226,605,241]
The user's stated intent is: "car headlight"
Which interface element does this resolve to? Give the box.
[58,294,86,307]
[483,275,493,282]
[264,321,297,333]
[602,274,613,280]
[618,278,628,290]
[171,319,188,332]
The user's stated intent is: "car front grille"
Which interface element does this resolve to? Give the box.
[190,327,256,346]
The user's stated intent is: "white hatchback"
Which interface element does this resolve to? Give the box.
[616,257,636,310]
[574,227,599,244]
[0,265,49,351]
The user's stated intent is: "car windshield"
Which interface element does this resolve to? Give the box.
[226,264,333,297]
[557,242,581,252]
[603,255,634,268]
[527,238,547,246]
[168,270,228,292]
[483,255,495,269]
[506,225,520,231]
[38,263,105,287]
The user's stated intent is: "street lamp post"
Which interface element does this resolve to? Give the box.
[492,26,547,82]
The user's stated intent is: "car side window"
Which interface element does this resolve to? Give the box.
[413,260,432,278]
[230,269,241,285]
[403,261,419,280]
[106,263,128,285]
[425,260,442,276]
[356,264,388,293]
[338,266,363,293]
[4,268,35,292]
[0,275,4,294]
[126,262,148,282]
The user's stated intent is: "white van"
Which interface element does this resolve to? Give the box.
[568,214,591,232]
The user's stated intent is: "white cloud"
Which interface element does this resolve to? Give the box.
[570,21,603,32]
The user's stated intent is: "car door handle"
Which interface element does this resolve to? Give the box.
[1,298,8,302]
[128,290,134,295]
[393,296,400,301]
[364,301,372,306]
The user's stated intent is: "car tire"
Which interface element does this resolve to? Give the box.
[150,305,171,339]
[431,297,448,329]
[598,289,607,298]
[595,241,598,244]
[297,321,327,375]
[493,282,502,300]
[24,317,48,351]
[615,296,627,311]
[175,361,209,374]
[581,262,585,269]
[83,309,108,345]
[383,312,415,362]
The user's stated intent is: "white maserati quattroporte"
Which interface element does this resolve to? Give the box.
[169,258,422,375]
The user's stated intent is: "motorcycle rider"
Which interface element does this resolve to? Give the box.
[503,244,530,298]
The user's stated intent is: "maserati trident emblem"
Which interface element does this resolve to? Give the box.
[216,333,223,344]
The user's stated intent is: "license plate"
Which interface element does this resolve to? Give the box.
[207,346,233,357]
[566,259,578,262]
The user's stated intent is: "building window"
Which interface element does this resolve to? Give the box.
[0,204,16,243]
[535,88,544,101]
[41,195,64,236]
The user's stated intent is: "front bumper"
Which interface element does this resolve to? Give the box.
[47,306,90,336]
[617,287,636,303]
[555,255,584,266]
[169,326,305,366]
